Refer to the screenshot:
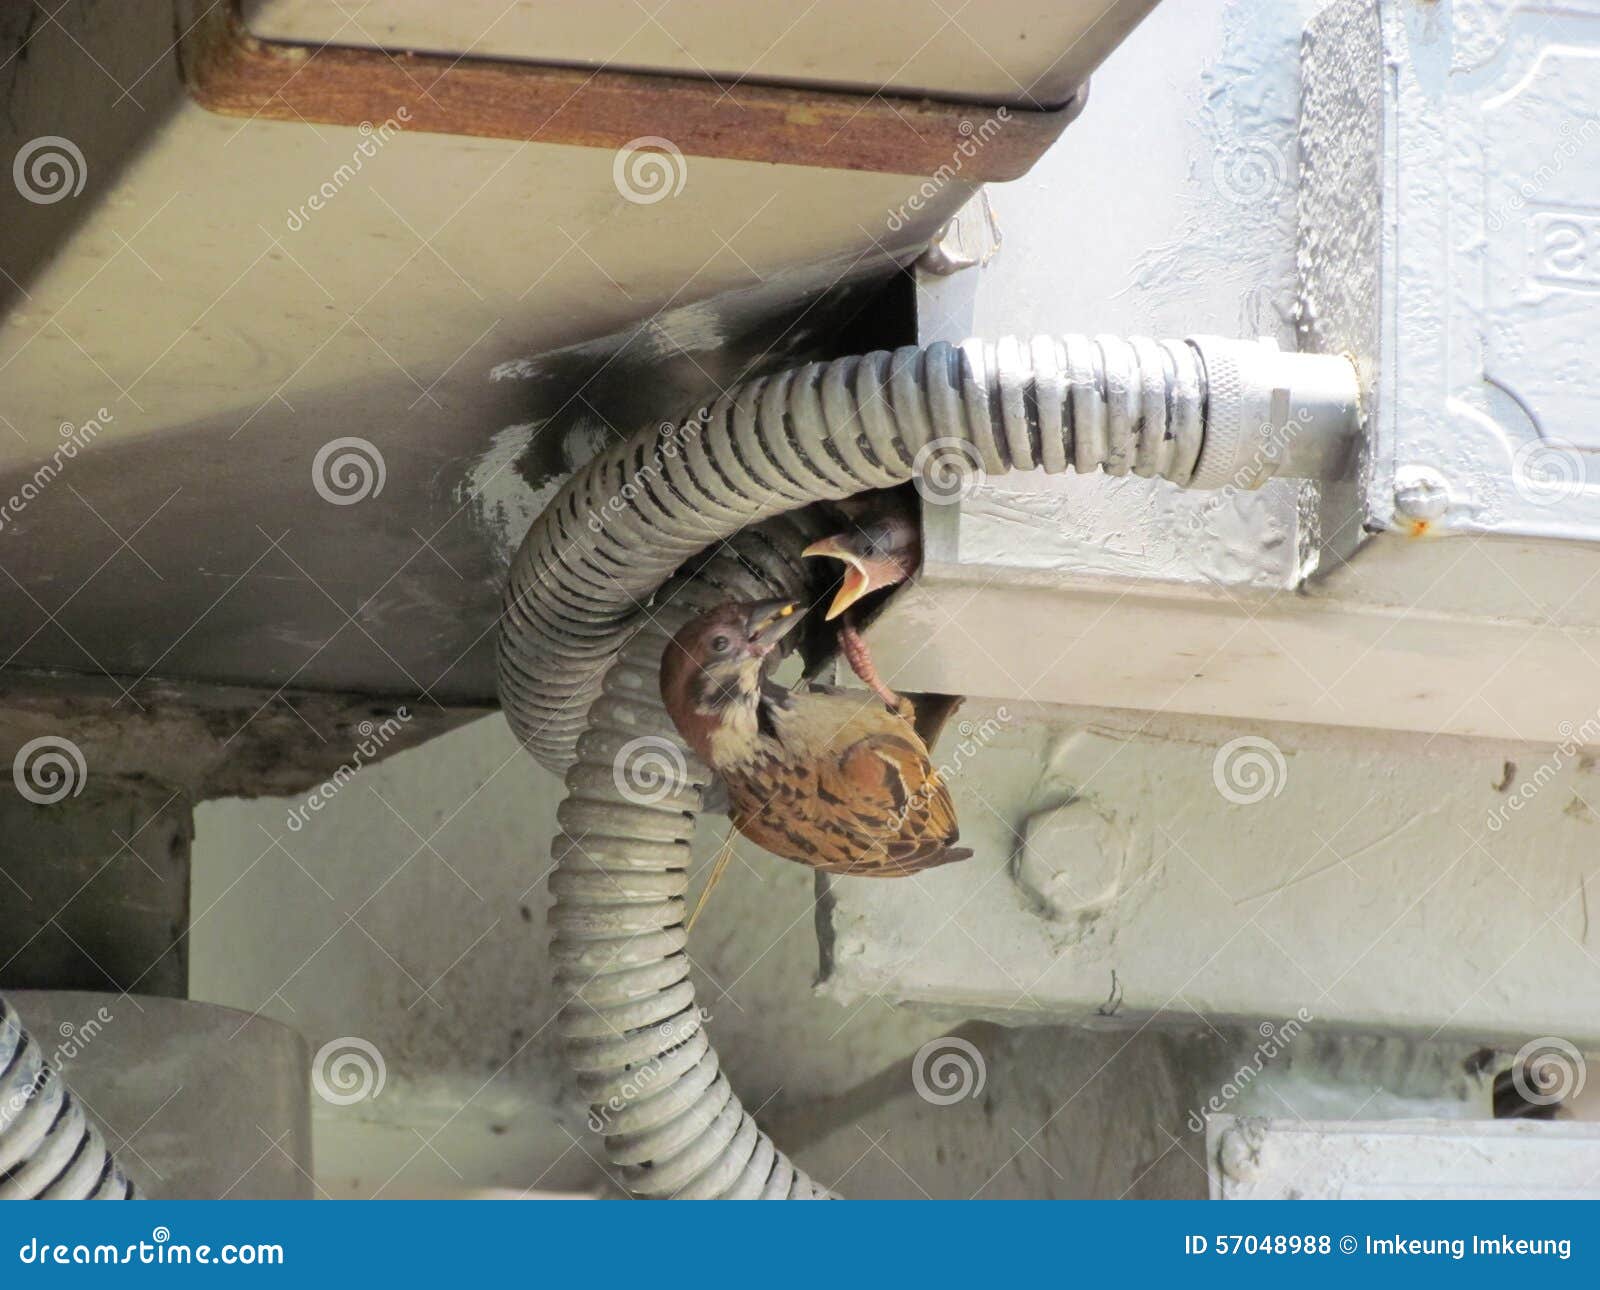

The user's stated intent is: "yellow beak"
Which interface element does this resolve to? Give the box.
[803,537,872,621]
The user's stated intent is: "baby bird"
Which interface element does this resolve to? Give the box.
[803,493,921,710]
[660,598,972,878]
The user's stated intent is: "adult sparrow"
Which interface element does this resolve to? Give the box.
[660,598,972,878]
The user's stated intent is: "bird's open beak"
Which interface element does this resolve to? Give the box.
[744,598,805,652]
[802,536,871,622]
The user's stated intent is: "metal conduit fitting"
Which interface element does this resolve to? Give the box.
[1186,337,1359,490]
[0,995,140,1199]
[499,332,1360,1199]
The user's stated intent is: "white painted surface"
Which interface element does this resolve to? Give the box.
[1303,0,1600,543]
[870,0,1600,746]
[1210,1116,1600,1200]
[861,527,1600,745]
[915,0,1316,592]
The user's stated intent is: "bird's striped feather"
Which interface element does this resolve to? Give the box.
[723,705,970,877]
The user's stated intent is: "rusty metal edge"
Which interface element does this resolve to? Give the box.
[176,0,1082,182]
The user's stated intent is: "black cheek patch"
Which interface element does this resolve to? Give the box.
[756,695,784,742]
[696,669,751,712]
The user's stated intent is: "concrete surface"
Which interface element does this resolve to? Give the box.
[191,710,1203,1198]
[187,711,1519,1199]
[0,670,485,800]
[191,713,964,1196]
[821,697,1600,1045]
[1,778,191,997]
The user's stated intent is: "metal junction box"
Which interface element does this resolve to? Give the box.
[863,0,1600,752]
[1302,0,1600,543]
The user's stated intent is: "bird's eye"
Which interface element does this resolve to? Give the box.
[709,634,731,653]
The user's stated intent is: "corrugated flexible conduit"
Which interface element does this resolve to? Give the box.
[0,994,140,1198]
[499,334,1358,1198]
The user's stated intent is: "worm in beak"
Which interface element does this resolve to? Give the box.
[744,598,805,653]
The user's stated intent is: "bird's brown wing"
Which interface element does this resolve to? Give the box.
[727,726,971,877]
[826,731,971,876]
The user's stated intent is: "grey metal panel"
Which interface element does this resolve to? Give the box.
[244,0,1158,106]
[0,2,955,698]
[6,991,313,1199]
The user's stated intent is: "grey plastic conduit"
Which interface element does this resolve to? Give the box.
[498,333,1358,1198]
[0,994,140,1199]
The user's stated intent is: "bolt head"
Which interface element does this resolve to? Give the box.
[1393,465,1451,524]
